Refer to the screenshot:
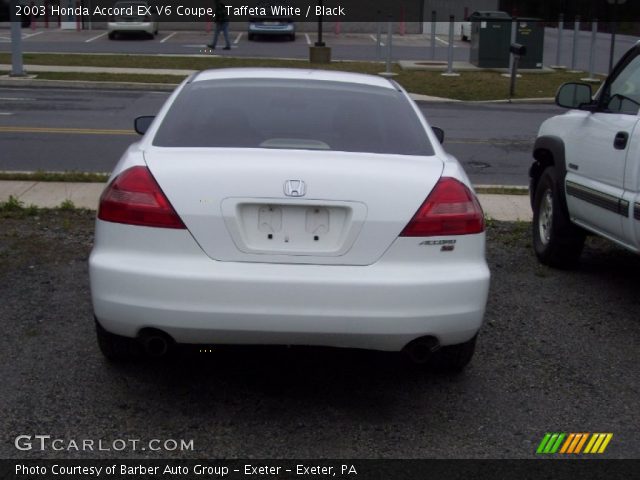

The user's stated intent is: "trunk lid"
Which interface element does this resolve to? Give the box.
[144,148,443,265]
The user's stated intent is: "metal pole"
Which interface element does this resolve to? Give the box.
[430,10,436,60]
[587,20,597,80]
[385,17,392,74]
[376,15,382,60]
[571,15,580,71]
[10,0,24,77]
[609,0,618,73]
[509,55,520,100]
[315,0,324,47]
[446,15,454,74]
[509,17,517,72]
[555,13,564,67]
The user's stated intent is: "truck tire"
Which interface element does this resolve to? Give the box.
[532,167,585,268]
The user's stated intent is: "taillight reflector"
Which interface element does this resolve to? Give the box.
[98,166,186,229]
[400,177,484,237]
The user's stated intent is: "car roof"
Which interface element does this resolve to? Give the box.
[192,68,398,90]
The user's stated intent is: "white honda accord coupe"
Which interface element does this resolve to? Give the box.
[89,68,490,371]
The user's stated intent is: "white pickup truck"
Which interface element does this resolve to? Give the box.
[530,43,640,268]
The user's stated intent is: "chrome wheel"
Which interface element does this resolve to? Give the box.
[538,189,553,245]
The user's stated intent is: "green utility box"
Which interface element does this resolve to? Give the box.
[469,11,512,68]
[515,18,544,69]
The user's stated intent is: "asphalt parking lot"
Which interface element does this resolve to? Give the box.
[1,210,639,459]
[0,27,469,60]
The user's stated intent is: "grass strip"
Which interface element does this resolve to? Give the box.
[475,186,529,195]
[1,53,605,101]
[0,171,109,183]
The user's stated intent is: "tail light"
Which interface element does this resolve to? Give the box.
[98,166,186,229]
[400,177,484,237]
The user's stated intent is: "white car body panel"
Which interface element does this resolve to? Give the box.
[89,68,490,352]
[539,110,639,249]
[143,149,444,265]
[90,221,488,350]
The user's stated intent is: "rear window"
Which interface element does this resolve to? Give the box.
[152,78,434,156]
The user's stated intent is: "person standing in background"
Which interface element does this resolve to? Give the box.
[208,0,231,50]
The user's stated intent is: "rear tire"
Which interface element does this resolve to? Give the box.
[532,167,585,268]
[429,335,477,372]
[95,321,141,362]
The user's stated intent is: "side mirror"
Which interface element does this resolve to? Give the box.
[556,83,593,109]
[432,126,445,144]
[134,116,155,135]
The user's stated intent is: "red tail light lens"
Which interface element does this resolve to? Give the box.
[98,166,186,229]
[400,177,484,237]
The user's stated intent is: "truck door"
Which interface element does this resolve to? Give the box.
[564,52,640,245]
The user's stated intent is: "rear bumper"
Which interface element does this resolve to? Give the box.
[108,22,155,34]
[90,222,490,352]
[249,24,295,35]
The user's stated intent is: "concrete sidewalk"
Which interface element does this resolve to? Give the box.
[0,180,532,221]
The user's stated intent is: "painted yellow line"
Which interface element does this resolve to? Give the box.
[447,139,532,145]
[0,126,136,135]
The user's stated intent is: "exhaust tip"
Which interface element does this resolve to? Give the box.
[403,336,440,364]
[138,329,174,357]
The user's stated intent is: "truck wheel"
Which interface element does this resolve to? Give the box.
[532,167,585,268]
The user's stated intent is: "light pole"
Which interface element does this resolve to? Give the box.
[607,0,626,73]
[10,0,25,77]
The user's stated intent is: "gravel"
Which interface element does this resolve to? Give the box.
[1,211,639,459]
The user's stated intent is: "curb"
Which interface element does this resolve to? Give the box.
[0,77,179,91]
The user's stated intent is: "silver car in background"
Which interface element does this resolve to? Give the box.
[107,0,158,39]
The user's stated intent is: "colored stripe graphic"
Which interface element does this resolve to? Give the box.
[585,434,614,454]
[537,433,613,454]
[536,433,552,454]
[537,433,565,454]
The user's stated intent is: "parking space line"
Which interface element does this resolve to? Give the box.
[160,31,177,43]
[0,97,34,101]
[435,36,449,46]
[0,112,14,116]
[22,31,44,39]
[0,126,136,135]
[305,33,311,45]
[85,32,107,43]
[369,34,384,46]
[233,32,243,44]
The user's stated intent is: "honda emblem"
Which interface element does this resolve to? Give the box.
[283,180,306,197]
